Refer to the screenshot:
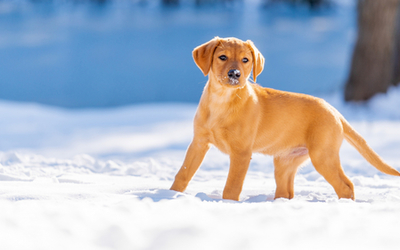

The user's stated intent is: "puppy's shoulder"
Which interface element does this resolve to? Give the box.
[252,84,328,108]
[251,84,303,100]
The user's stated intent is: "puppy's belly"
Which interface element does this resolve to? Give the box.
[256,146,308,158]
[276,147,309,160]
[288,147,308,156]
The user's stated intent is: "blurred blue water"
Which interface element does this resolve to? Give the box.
[0,0,356,108]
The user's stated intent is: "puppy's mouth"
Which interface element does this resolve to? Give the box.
[228,78,240,86]
[217,76,243,87]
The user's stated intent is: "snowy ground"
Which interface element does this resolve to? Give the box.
[2,86,400,249]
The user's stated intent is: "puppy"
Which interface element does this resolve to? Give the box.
[170,37,400,201]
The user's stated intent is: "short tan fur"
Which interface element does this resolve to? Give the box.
[170,37,400,201]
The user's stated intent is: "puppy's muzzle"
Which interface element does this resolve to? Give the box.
[228,69,241,79]
[228,69,241,85]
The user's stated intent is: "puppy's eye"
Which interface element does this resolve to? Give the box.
[242,58,249,63]
[219,55,227,61]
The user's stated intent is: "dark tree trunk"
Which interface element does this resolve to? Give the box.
[394,5,400,86]
[345,0,400,102]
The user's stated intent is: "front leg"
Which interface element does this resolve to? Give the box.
[170,138,210,192]
[223,151,252,201]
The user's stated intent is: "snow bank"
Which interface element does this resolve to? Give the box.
[1,86,400,249]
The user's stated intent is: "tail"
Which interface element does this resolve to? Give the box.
[341,117,400,176]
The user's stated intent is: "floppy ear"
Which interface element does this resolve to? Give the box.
[246,40,265,82]
[192,37,221,76]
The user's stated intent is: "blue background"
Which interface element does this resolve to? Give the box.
[0,0,356,108]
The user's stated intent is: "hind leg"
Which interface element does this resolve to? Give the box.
[309,149,354,200]
[274,154,309,199]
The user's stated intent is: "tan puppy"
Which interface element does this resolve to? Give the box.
[170,37,400,201]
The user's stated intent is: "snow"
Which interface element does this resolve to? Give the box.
[1,85,400,250]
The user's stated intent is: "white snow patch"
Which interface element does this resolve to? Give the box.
[1,86,400,249]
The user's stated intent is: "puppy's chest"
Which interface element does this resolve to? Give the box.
[208,126,233,154]
[203,109,244,154]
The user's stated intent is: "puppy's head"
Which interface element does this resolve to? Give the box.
[193,37,265,87]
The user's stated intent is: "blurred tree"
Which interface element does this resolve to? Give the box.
[265,0,331,9]
[394,11,400,85]
[161,0,237,6]
[162,0,179,5]
[160,0,329,8]
[345,0,400,102]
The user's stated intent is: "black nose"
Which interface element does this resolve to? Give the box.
[228,69,241,79]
